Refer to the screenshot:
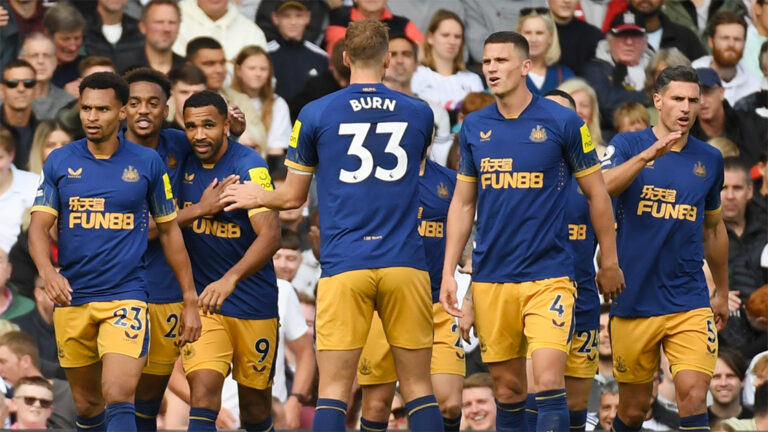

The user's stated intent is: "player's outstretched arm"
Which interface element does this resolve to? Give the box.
[198,210,281,314]
[441,180,477,318]
[176,175,241,227]
[220,171,312,212]
[603,131,682,197]
[576,170,625,302]
[156,219,202,346]
[28,212,72,306]
[703,210,729,331]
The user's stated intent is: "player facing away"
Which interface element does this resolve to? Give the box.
[220,19,445,432]
[28,72,200,432]
[440,31,625,432]
[601,65,729,432]
[122,67,203,432]
[179,90,281,432]
[357,149,464,432]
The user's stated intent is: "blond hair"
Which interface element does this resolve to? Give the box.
[558,78,603,151]
[344,19,389,64]
[707,137,740,158]
[516,13,561,66]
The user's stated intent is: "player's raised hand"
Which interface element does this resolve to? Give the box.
[440,275,463,318]
[711,293,729,331]
[220,181,266,212]
[596,262,625,302]
[641,131,682,162]
[199,175,240,215]
[228,105,246,137]
[459,298,474,343]
[41,268,73,306]
[177,300,202,347]
[199,276,237,314]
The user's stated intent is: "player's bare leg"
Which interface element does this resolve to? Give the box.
[100,353,148,431]
[565,377,594,431]
[361,382,397,425]
[134,373,171,431]
[674,370,712,431]
[432,373,463,430]
[238,385,273,431]
[615,381,654,429]
[391,346,444,430]
[525,358,539,430]
[66,362,106,431]
[187,369,225,431]
[531,348,569,431]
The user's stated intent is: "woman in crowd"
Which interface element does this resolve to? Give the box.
[411,9,484,113]
[232,45,292,156]
[27,120,72,175]
[558,78,606,157]
[517,8,574,95]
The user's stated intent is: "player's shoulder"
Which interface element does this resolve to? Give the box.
[530,96,584,131]
[686,134,723,161]
[426,159,457,185]
[610,128,654,151]
[122,139,165,167]
[229,141,268,168]
[463,103,499,128]
[45,138,84,167]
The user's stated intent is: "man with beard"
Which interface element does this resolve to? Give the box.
[627,0,706,62]
[692,11,761,105]
[690,68,766,166]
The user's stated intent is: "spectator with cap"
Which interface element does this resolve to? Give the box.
[42,1,86,91]
[582,10,652,132]
[256,0,329,46]
[691,68,766,166]
[267,0,329,106]
[627,0,707,61]
[550,0,604,76]
[324,0,423,57]
[692,11,761,105]
[0,60,38,171]
[17,33,74,121]
[82,0,145,70]
[173,0,267,61]
[118,0,185,74]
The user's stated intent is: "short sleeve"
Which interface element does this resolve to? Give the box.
[601,134,631,170]
[457,123,477,182]
[562,116,600,178]
[285,107,318,174]
[238,152,275,217]
[31,157,61,217]
[705,153,724,213]
[147,154,177,223]
[279,280,309,341]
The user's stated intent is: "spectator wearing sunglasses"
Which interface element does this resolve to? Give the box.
[0,59,38,170]
[10,376,53,430]
[0,331,75,429]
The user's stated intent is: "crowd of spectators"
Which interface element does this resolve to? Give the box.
[0,0,765,429]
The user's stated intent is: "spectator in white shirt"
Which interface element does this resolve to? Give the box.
[0,129,39,253]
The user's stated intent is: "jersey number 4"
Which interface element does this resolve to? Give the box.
[338,122,409,183]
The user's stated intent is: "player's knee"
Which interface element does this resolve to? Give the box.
[71,391,106,416]
[101,381,136,404]
[239,389,271,424]
[620,400,650,426]
[190,385,222,410]
[676,383,708,414]
[438,399,461,419]
[362,396,391,421]
[491,376,526,402]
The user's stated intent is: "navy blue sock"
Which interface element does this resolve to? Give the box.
[188,407,218,432]
[76,411,106,432]
[405,394,444,431]
[569,409,587,432]
[495,399,526,431]
[526,393,538,431]
[535,389,569,432]
[360,417,388,431]
[443,413,461,431]
[313,398,348,431]
[134,398,161,432]
[243,415,274,431]
[679,413,710,431]
[106,402,136,432]
[611,413,641,432]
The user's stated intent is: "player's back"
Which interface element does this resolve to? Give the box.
[286,83,434,277]
[419,159,456,303]
[564,178,599,330]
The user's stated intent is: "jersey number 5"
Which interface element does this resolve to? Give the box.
[338,122,409,183]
